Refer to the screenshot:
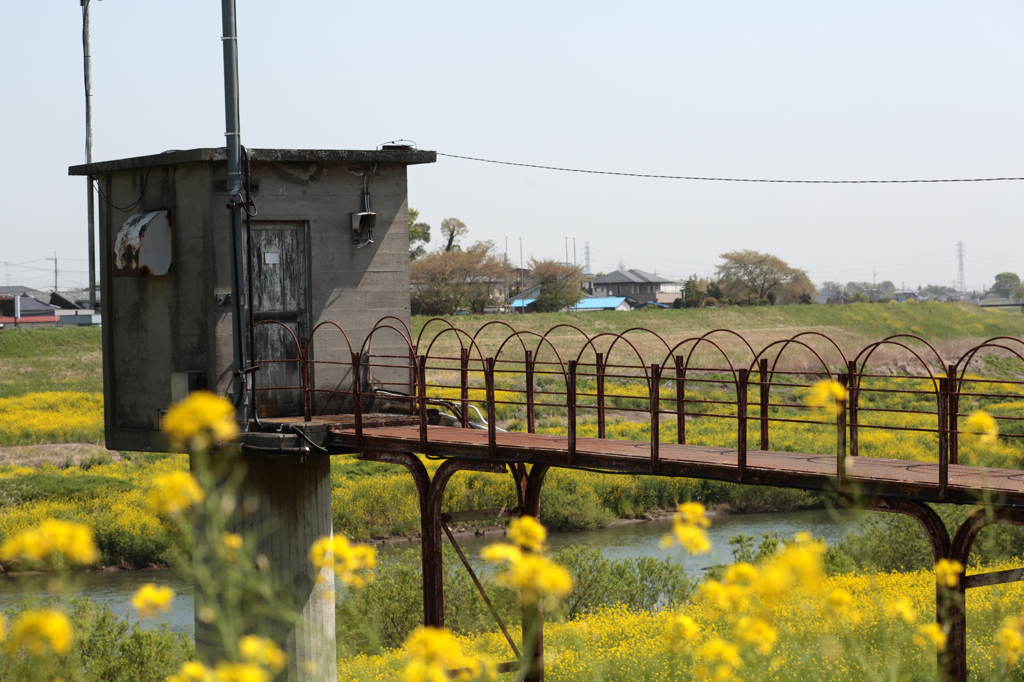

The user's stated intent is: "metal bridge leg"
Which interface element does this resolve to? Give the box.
[944,508,1024,682]
[522,465,550,682]
[423,459,507,627]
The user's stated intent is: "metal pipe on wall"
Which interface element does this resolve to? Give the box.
[221,0,246,419]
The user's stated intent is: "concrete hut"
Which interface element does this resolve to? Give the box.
[70,147,435,679]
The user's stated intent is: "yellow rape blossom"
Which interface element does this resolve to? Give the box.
[809,379,847,416]
[0,519,99,566]
[212,661,270,682]
[827,588,854,617]
[161,390,238,451]
[401,626,467,682]
[998,621,1024,667]
[913,622,948,651]
[4,610,73,656]
[148,471,205,517]
[964,410,998,445]
[735,616,777,655]
[884,598,917,625]
[0,615,5,642]
[934,558,964,588]
[665,613,700,650]
[222,532,244,562]
[238,635,286,674]
[724,562,759,587]
[308,534,377,587]
[131,583,175,619]
[696,637,742,681]
[481,544,574,605]
[662,502,711,555]
[507,515,546,552]
[166,661,215,682]
[677,502,711,528]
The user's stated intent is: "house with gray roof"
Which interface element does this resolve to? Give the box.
[591,269,673,304]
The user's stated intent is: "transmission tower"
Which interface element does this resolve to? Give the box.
[956,242,966,293]
[584,241,591,274]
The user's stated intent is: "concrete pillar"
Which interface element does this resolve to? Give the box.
[194,453,336,681]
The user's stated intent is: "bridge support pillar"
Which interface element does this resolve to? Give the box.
[195,452,336,682]
[521,464,550,682]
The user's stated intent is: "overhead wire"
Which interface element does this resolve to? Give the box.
[438,152,1024,184]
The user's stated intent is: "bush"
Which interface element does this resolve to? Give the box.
[0,597,192,682]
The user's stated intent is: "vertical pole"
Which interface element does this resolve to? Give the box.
[460,348,470,428]
[737,369,748,480]
[938,377,949,500]
[525,350,536,434]
[221,0,245,422]
[301,350,311,422]
[485,358,497,457]
[837,373,848,487]
[650,364,660,474]
[408,347,417,416]
[675,355,686,445]
[82,0,97,310]
[758,357,769,451]
[351,352,363,446]
[418,355,428,448]
[596,353,606,439]
[948,364,959,465]
[847,360,859,457]
[567,361,577,465]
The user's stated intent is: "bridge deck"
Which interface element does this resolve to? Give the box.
[329,425,1024,508]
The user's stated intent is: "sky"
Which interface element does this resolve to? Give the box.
[2,1,1023,293]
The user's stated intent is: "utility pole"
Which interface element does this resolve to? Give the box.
[46,253,58,292]
[565,237,569,266]
[81,0,97,309]
[519,237,524,301]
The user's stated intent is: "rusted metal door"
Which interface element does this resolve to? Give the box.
[251,221,308,417]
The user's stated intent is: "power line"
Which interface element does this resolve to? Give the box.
[438,153,1024,184]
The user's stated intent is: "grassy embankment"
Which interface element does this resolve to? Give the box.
[2,302,1024,567]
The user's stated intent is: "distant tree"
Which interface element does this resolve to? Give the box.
[993,272,1021,298]
[921,284,955,296]
[879,281,895,292]
[819,281,844,294]
[716,250,802,303]
[410,240,510,315]
[850,291,869,303]
[704,297,719,308]
[528,258,586,312]
[408,208,431,260]
[682,275,707,309]
[776,270,815,305]
[706,280,724,302]
[440,218,469,252]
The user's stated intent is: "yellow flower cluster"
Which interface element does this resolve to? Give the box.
[934,558,964,589]
[808,378,848,416]
[160,390,238,451]
[400,626,496,682]
[148,471,206,517]
[661,502,711,556]
[964,410,999,445]
[0,391,103,446]
[913,622,948,651]
[998,617,1024,668]
[165,636,286,682]
[222,532,244,562]
[131,583,175,619]
[3,610,73,656]
[308,534,377,587]
[481,518,573,606]
[507,515,546,552]
[0,519,99,566]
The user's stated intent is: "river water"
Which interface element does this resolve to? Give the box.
[0,508,861,638]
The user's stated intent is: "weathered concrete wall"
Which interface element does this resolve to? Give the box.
[97,163,215,451]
